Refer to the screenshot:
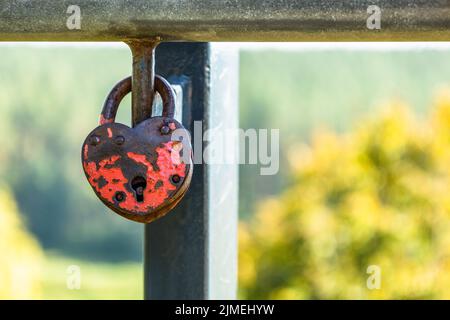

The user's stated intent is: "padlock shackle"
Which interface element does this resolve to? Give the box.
[99,75,176,125]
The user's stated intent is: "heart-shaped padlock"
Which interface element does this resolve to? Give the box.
[81,75,193,223]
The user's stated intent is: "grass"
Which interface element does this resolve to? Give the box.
[41,253,142,300]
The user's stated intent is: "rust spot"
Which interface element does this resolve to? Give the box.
[104,161,118,169]
[154,180,163,190]
[107,128,113,138]
[97,176,108,189]
[83,144,89,159]
[99,114,114,125]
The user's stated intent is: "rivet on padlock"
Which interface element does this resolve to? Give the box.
[81,75,193,223]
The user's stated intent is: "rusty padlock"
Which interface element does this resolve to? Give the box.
[81,75,193,223]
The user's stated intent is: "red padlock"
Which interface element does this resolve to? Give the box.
[81,75,193,223]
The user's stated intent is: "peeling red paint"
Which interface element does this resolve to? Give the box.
[83,155,130,207]
[99,114,114,125]
[83,141,186,213]
[107,128,113,138]
[125,141,186,210]
[83,144,89,159]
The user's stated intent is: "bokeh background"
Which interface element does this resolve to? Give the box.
[1,43,450,299]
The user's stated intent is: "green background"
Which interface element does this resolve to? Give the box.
[1,44,450,298]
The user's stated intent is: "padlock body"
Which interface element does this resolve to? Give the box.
[82,117,193,223]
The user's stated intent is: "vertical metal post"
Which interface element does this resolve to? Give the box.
[144,43,239,300]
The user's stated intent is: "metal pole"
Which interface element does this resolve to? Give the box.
[127,41,158,127]
[144,42,239,300]
[0,0,449,41]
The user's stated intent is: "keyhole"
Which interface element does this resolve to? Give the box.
[131,176,147,202]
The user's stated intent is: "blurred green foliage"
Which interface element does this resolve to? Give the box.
[0,46,142,261]
[41,254,141,299]
[0,186,43,299]
[239,50,450,218]
[2,46,450,286]
[239,92,450,299]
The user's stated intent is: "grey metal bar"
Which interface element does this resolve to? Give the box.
[144,42,238,299]
[0,0,449,41]
[127,41,158,126]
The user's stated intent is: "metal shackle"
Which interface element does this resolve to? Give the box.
[99,75,176,125]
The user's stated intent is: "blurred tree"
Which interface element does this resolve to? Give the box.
[0,47,142,261]
[0,186,43,299]
[3,47,450,263]
[239,90,450,299]
[239,50,450,220]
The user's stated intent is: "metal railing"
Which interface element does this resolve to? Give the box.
[0,0,449,41]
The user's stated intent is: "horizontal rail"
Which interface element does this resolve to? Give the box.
[0,0,449,41]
